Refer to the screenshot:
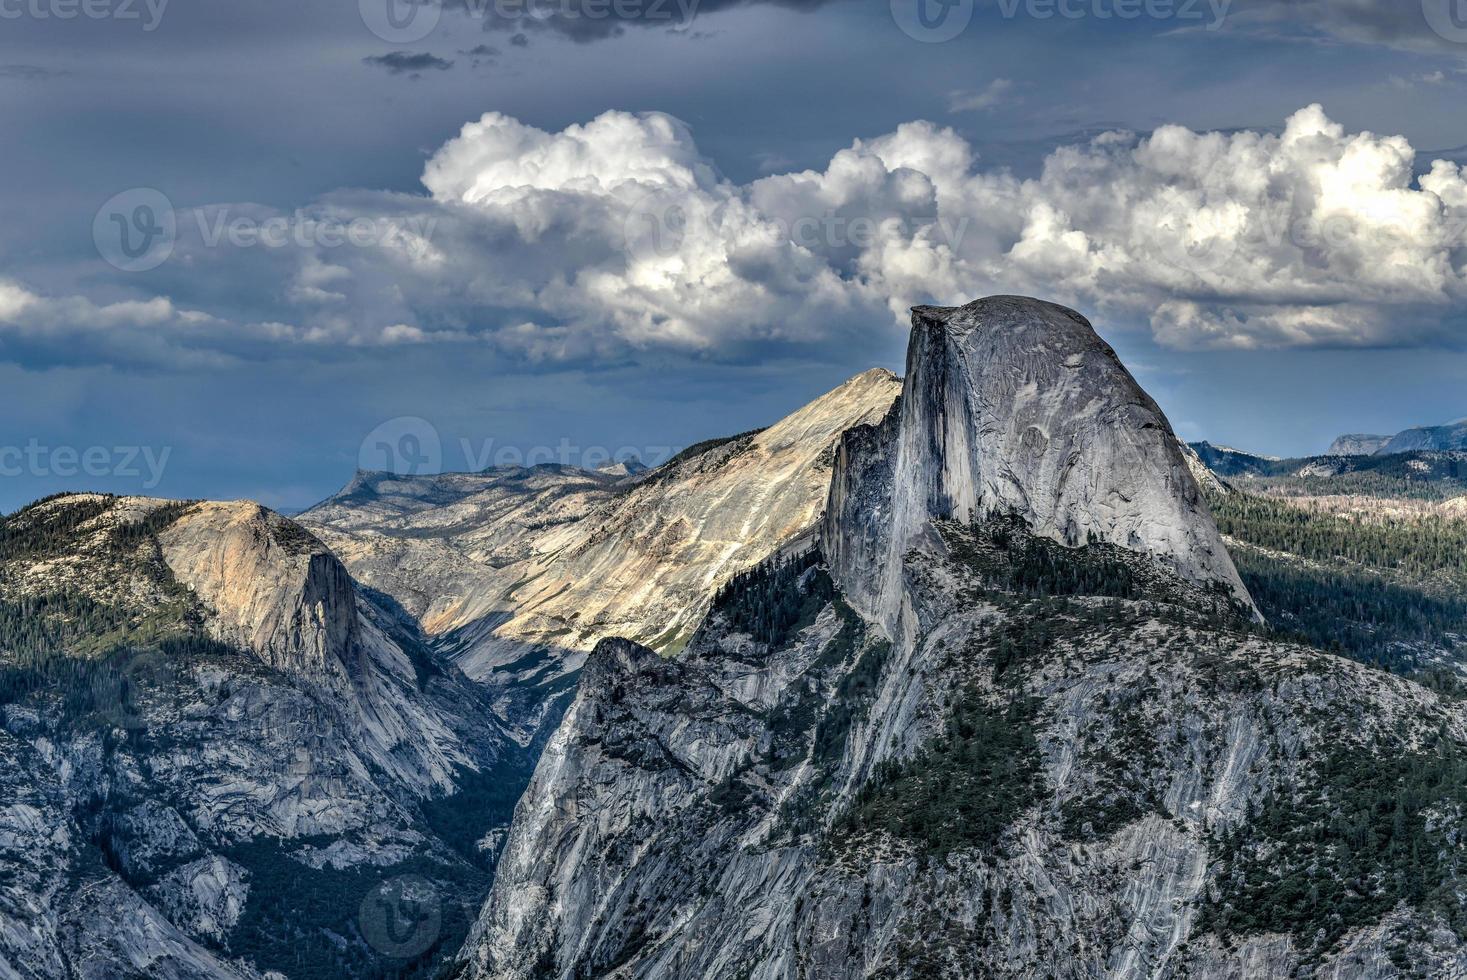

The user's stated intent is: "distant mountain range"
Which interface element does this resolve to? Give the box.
[1190,439,1467,495]
[1328,419,1467,456]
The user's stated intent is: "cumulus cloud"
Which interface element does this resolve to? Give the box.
[0,279,239,368]
[0,281,216,334]
[10,103,1467,368]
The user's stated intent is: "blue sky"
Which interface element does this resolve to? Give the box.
[3,0,1467,510]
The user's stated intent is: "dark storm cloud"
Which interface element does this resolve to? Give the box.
[363,51,456,73]
[453,0,842,43]
[1214,0,1467,54]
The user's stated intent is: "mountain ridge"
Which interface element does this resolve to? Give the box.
[301,367,902,742]
[1322,420,1467,457]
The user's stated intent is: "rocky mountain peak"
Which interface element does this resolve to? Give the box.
[157,500,363,676]
[826,295,1254,625]
[1327,433,1391,456]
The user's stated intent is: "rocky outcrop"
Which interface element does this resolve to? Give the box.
[462,523,1467,979]
[1178,440,1229,495]
[1379,419,1467,454]
[1322,420,1467,456]
[0,494,522,979]
[159,501,361,677]
[596,456,649,477]
[1327,433,1391,456]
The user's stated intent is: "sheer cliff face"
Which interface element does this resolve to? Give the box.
[461,297,1467,979]
[827,297,1250,628]
[463,547,1464,980]
[159,501,362,677]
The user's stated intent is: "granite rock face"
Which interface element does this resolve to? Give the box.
[159,501,363,677]
[458,297,1467,979]
[1378,419,1467,455]
[461,542,1465,979]
[826,297,1253,628]
[1322,420,1467,457]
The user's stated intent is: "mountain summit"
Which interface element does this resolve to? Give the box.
[827,295,1254,626]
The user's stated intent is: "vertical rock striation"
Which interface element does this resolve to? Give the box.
[826,296,1252,630]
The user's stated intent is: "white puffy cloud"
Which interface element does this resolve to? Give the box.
[9,103,1467,367]
[412,104,1467,351]
[0,280,220,335]
[0,280,238,368]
